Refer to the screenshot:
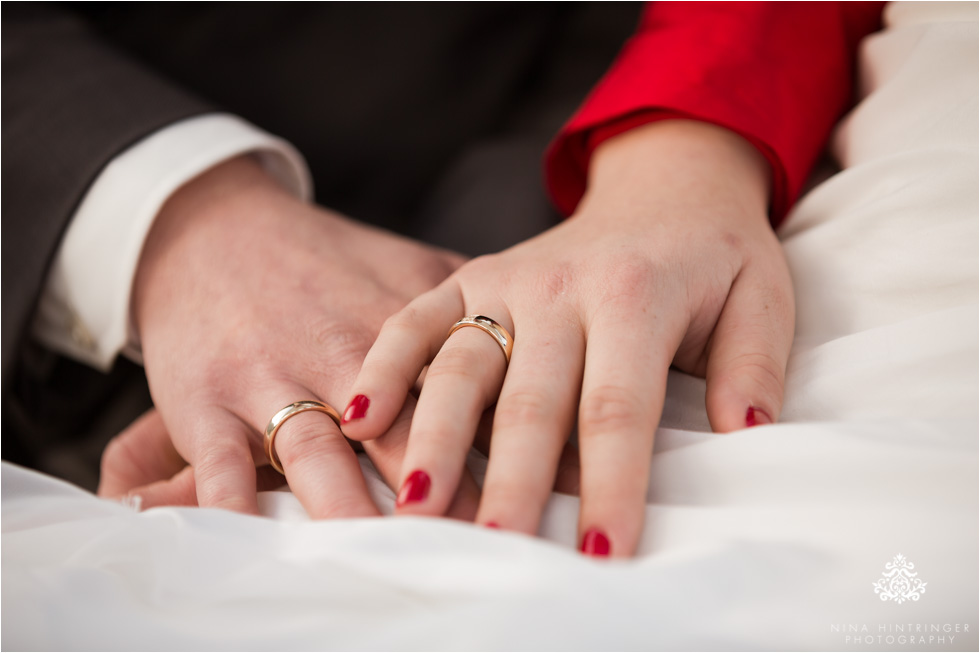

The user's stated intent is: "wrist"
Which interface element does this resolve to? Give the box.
[146,154,289,232]
[131,155,302,339]
[580,120,771,225]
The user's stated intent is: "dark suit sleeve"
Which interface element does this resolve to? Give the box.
[1,3,213,389]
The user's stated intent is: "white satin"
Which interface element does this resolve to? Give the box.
[3,3,977,649]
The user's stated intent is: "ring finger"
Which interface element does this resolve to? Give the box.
[395,308,513,516]
[247,387,380,519]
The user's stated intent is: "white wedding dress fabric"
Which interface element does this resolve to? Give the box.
[3,3,977,650]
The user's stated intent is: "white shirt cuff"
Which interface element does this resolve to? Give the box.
[31,113,313,370]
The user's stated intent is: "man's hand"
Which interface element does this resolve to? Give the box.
[102,155,479,518]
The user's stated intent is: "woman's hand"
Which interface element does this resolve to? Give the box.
[341,120,795,556]
[114,155,481,518]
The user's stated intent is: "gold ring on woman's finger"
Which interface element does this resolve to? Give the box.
[447,315,514,363]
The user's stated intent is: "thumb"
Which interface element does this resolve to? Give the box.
[705,263,794,432]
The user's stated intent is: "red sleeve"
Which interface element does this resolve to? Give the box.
[544,1,886,225]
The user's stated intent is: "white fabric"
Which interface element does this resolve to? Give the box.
[31,114,312,369]
[3,3,977,650]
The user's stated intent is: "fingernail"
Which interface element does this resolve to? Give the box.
[580,528,611,557]
[484,522,499,529]
[745,406,773,427]
[342,395,370,424]
[121,493,143,512]
[397,470,431,506]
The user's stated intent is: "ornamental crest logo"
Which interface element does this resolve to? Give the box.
[872,554,927,604]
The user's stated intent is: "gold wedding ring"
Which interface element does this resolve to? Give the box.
[447,315,514,363]
[264,400,342,475]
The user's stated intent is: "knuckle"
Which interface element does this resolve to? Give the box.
[724,351,785,392]
[194,444,248,479]
[613,260,655,292]
[494,389,552,430]
[299,319,373,384]
[193,447,253,505]
[579,385,645,436]
[532,263,576,302]
[595,259,659,307]
[308,318,373,358]
[721,230,744,253]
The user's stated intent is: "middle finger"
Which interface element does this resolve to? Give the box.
[476,312,585,534]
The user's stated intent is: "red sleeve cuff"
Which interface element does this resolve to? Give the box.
[544,1,886,226]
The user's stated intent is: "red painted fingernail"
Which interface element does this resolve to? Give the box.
[342,395,370,424]
[397,470,430,506]
[485,522,499,529]
[745,406,773,427]
[580,528,611,557]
